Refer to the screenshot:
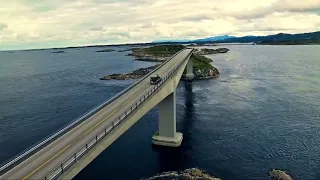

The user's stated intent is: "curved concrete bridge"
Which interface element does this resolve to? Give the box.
[0,48,195,180]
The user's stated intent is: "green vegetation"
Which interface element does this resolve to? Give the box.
[130,44,222,79]
[191,54,219,78]
[132,44,185,57]
[195,48,229,55]
[192,54,212,71]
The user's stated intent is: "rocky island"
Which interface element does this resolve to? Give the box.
[100,65,159,80]
[142,168,221,180]
[142,168,293,180]
[268,169,293,180]
[96,49,115,52]
[101,44,228,81]
[194,48,229,55]
[117,49,132,52]
[127,44,185,62]
[52,50,66,53]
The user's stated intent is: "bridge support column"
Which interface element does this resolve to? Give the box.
[185,56,194,80]
[152,90,183,147]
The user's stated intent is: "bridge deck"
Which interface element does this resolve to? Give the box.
[1,48,193,180]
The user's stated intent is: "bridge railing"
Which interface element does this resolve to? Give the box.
[0,48,187,175]
[44,48,193,180]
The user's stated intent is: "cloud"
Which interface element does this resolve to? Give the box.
[230,0,320,19]
[0,23,8,30]
[0,0,319,50]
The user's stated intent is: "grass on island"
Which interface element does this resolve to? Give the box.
[133,44,185,56]
[191,54,215,72]
[133,44,217,73]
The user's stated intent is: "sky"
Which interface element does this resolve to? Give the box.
[0,0,320,50]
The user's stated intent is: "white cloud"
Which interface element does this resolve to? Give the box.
[0,0,319,50]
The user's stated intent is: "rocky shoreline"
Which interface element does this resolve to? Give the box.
[126,45,184,62]
[100,52,220,81]
[142,168,221,180]
[142,168,293,180]
[100,65,159,80]
[268,169,293,180]
[126,53,168,61]
[52,50,66,53]
[96,49,115,52]
[194,48,229,55]
[101,45,227,81]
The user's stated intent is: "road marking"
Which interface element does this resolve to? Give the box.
[23,144,71,180]
[83,87,146,136]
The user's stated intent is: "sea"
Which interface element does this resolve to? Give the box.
[0,45,319,180]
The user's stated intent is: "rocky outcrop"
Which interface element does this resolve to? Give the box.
[268,169,293,180]
[96,49,115,52]
[127,45,185,61]
[100,65,159,80]
[52,51,65,53]
[182,54,219,80]
[142,168,295,180]
[118,49,132,52]
[142,168,221,180]
[101,45,226,81]
[195,48,229,55]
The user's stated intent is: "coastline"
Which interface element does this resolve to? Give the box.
[101,45,225,81]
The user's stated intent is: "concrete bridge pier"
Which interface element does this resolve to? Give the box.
[152,90,183,147]
[185,56,194,80]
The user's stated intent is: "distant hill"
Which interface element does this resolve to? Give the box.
[192,35,236,42]
[152,39,190,43]
[152,35,235,44]
[220,31,320,44]
[151,31,320,45]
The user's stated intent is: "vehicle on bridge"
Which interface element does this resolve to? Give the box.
[150,74,162,85]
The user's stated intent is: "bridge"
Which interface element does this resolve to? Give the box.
[0,48,195,180]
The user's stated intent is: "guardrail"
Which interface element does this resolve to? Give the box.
[44,48,194,180]
[0,48,187,175]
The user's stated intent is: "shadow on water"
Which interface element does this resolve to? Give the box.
[152,80,196,173]
[181,80,196,142]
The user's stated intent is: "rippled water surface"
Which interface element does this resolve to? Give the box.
[0,45,319,180]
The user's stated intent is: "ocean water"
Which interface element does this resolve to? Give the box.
[0,45,319,180]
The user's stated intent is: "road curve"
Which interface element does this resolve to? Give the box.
[0,48,193,180]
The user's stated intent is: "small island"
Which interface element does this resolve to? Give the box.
[268,169,293,180]
[142,168,293,180]
[96,49,115,52]
[101,44,228,81]
[194,48,229,55]
[127,45,185,61]
[100,65,159,80]
[117,49,132,52]
[142,168,221,180]
[52,50,66,53]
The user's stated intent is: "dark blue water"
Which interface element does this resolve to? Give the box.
[0,45,319,180]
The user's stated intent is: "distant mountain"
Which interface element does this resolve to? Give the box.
[152,39,190,43]
[192,35,236,42]
[216,31,320,44]
[151,31,320,45]
[152,35,235,44]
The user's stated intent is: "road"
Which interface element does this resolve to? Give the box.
[0,48,193,179]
